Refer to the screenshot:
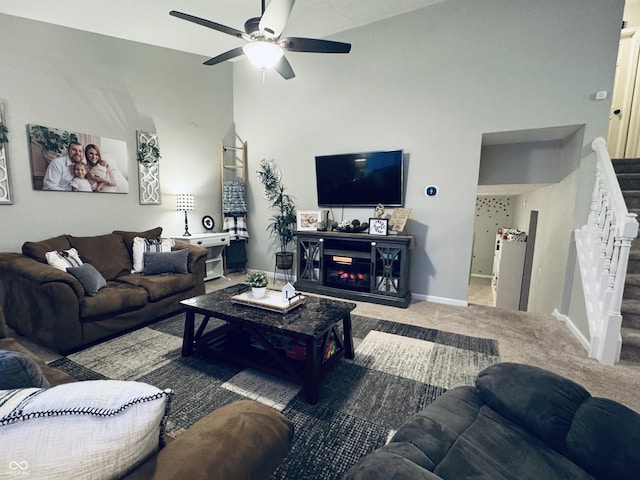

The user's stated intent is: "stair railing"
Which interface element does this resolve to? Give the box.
[575,137,638,365]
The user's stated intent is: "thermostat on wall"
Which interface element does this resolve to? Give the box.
[425,186,438,197]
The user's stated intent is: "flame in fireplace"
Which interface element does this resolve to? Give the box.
[333,256,353,265]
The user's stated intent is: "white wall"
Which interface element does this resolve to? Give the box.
[0,13,234,252]
[233,0,624,309]
[471,196,515,276]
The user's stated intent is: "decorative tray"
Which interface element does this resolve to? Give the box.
[231,288,306,313]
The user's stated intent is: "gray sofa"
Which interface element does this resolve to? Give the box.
[0,227,208,354]
[344,362,640,480]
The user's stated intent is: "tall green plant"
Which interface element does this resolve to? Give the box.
[258,160,296,253]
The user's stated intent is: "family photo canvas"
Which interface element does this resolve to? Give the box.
[28,124,129,194]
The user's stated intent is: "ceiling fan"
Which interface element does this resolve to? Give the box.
[170,0,351,80]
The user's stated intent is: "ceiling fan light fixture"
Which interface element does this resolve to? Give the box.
[243,41,283,69]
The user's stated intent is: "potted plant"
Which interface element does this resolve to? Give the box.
[257,160,297,270]
[246,270,269,298]
[29,125,78,161]
[137,140,161,167]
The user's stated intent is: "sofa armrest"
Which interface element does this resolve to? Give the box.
[0,253,84,299]
[0,252,85,352]
[476,363,592,452]
[171,241,208,275]
[122,399,294,480]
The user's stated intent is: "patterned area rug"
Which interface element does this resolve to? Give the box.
[50,313,499,480]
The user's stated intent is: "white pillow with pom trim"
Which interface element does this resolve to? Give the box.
[0,380,173,480]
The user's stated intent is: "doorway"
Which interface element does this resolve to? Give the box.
[469,125,584,311]
[607,27,640,158]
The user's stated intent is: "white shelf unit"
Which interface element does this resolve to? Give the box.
[492,234,527,310]
[173,233,230,281]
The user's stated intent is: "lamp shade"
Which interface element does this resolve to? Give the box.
[243,41,284,69]
[176,194,194,212]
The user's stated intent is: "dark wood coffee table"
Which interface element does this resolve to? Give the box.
[180,284,356,404]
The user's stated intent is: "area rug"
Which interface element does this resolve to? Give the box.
[50,313,500,480]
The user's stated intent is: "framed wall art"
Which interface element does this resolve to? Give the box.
[0,100,13,204]
[368,217,389,236]
[136,131,161,205]
[297,210,321,231]
[28,124,129,194]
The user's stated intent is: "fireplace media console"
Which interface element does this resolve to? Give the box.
[294,230,414,308]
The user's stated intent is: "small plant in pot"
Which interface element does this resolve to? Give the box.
[257,160,297,270]
[246,270,269,299]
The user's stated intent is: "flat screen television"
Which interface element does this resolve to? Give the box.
[315,149,404,207]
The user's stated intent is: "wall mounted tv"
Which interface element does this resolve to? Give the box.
[315,149,405,207]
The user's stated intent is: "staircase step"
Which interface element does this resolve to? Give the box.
[624,274,640,299]
[620,327,640,363]
[627,250,640,274]
[621,298,640,314]
[613,158,640,174]
[617,173,640,191]
[621,310,640,330]
[621,190,640,209]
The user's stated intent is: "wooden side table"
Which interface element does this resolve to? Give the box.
[173,233,230,281]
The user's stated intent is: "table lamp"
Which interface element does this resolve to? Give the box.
[176,193,195,236]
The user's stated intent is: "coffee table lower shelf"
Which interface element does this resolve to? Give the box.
[186,320,348,404]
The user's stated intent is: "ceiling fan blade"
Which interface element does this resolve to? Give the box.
[203,47,245,66]
[279,37,351,54]
[170,10,247,39]
[259,0,295,38]
[274,55,296,80]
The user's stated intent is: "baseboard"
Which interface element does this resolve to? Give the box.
[412,293,468,307]
[552,308,590,353]
[470,274,493,279]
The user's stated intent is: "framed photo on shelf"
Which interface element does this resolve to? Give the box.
[297,210,321,231]
[389,208,411,233]
[368,217,388,236]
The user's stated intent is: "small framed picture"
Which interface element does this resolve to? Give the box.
[368,217,388,236]
[297,210,321,231]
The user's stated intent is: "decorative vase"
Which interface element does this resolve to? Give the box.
[251,287,267,299]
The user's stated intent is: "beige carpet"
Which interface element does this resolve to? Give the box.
[8,272,640,413]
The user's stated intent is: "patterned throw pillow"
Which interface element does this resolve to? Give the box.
[45,248,84,271]
[132,237,174,273]
[0,380,173,480]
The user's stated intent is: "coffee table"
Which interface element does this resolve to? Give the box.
[180,284,356,404]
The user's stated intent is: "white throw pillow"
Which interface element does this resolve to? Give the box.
[45,248,84,271]
[0,380,173,480]
[132,236,175,273]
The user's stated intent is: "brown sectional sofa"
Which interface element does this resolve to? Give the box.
[0,316,294,480]
[0,227,208,354]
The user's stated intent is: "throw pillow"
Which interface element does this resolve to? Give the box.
[45,248,84,271]
[114,227,164,256]
[0,350,51,389]
[132,236,175,273]
[142,249,189,275]
[22,235,72,263]
[0,380,173,480]
[66,264,107,296]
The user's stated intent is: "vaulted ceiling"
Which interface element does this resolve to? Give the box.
[0,0,447,58]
